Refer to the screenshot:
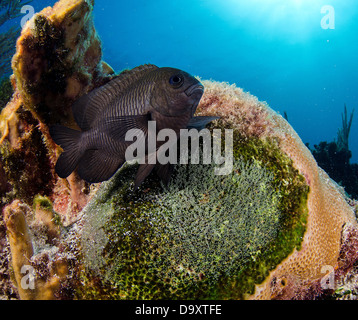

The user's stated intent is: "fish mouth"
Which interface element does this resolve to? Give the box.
[185,83,205,97]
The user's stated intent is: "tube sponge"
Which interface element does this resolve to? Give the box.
[3,200,34,300]
[3,200,71,300]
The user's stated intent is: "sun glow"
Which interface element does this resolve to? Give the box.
[208,0,326,42]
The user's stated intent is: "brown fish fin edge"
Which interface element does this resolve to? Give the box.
[104,114,150,142]
[72,64,159,131]
[77,149,124,183]
[187,116,220,130]
[49,125,83,179]
[155,163,174,186]
[134,163,156,189]
[72,90,108,131]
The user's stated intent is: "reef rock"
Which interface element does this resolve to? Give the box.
[1,0,114,216]
[12,0,114,127]
[0,0,113,299]
[0,0,357,300]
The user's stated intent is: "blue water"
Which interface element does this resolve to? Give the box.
[3,0,358,162]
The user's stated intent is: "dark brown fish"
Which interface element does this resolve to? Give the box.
[50,64,216,187]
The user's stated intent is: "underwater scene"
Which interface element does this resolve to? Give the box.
[0,0,358,303]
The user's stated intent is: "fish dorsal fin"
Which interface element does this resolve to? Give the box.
[116,64,159,89]
[72,64,159,131]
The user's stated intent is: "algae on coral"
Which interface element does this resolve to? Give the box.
[0,79,14,110]
[78,128,309,300]
[152,159,281,282]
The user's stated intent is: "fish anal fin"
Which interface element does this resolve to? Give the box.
[77,149,124,183]
[155,163,174,186]
[134,163,156,189]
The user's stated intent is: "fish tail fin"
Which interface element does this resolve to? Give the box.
[50,125,84,179]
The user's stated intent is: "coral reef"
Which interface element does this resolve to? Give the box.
[0,0,357,300]
[197,81,358,299]
[11,0,114,127]
[3,199,77,299]
[1,0,114,210]
[0,78,13,110]
[74,81,358,300]
[311,141,358,199]
[76,82,357,300]
[77,146,308,299]
[0,0,112,300]
[337,104,354,152]
[310,105,357,199]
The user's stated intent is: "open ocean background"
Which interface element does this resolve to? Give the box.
[2,0,358,162]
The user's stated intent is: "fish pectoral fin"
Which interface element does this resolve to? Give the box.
[155,163,174,186]
[187,116,220,130]
[77,149,124,183]
[105,114,151,142]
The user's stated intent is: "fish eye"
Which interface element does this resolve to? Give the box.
[169,74,184,87]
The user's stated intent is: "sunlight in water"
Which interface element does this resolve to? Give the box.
[207,0,326,42]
